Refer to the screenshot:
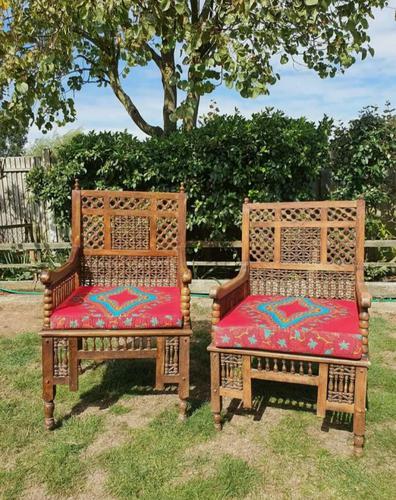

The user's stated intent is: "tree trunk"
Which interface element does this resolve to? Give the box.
[108,70,164,138]
[161,50,177,135]
[183,92,200,131]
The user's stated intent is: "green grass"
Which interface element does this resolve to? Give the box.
[0,316,395,499]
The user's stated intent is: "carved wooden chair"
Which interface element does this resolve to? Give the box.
[40,182,191,429]
[209,199,370,455]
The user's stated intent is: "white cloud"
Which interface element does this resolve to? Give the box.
[28,6,396,142]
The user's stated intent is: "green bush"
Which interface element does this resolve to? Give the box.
[330,104,396,240]
[27,109,329,240]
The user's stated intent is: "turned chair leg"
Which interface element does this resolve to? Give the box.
[42,337,56,430]
[210,352,222,430]
[155,337,165,391]
[178,336,190,421]
[353,367,368,456]
[44,387,56,430]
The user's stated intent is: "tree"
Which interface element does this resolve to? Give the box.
[0,0,387,137]
[0,111,27,156]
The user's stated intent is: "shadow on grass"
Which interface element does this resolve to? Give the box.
[56,322,212,428]
[55,319,353,434]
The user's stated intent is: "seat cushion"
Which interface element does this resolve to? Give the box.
[50,286,183,330]
[213,295,362,360]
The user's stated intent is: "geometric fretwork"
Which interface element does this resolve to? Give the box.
[250,226,274,261]
[111,215,150,250]
[281,227,321,263]
[281,207,321,221]
[327,227,356,265]
[156,217,178,250]
[82,215,105,249]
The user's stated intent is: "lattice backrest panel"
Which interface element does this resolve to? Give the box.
[74,190,185,286]
[78,190,182,254]
[244,200,364,298]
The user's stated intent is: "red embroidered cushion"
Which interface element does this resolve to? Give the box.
[50,286,182,330]
[213,295,362,360]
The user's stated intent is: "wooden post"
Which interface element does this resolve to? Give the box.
[316,363,329,418]
[353,366,368,456]
[178,336,190,420]
[242,355,252,409]
[211,351,222,430]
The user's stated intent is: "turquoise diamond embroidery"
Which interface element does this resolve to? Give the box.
[89,286,157,317]
[257,297,330,329]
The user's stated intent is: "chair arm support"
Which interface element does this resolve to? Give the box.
[40,246,80,287]
[209,263,249,300]
[356,280,371,310]
[179,260,192,285]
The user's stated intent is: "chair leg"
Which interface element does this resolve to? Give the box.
[242,355,252,409]
[155,337,165,390]
[316,363,328,418]
[353,366,368,456]
[210,352,222,430]
[178,336,190,421]
[42,337,56,430]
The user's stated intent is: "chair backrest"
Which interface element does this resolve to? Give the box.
[242,200,365,300]
[72,187,186,287]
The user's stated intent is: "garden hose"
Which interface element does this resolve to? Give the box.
[0,287,395,301]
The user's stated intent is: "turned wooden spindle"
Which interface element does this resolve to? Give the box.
[43,286,53,328]
[212,301,221,326]
[359,309,369,355]
[181,286,191,323]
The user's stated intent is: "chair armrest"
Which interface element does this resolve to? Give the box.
[210,263,249,300]
[40,246,80,287]
[356,280,371,309]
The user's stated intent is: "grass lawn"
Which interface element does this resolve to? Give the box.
[0,313,395,499]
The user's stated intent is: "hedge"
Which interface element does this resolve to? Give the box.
[28,109,329,241]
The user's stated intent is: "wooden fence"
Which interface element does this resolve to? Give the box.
[0,150,59,245]
[0,239,395,274]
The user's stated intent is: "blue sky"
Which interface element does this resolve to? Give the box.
[28,6,396,142]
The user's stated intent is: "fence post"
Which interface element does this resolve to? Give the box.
[41,149,58,244]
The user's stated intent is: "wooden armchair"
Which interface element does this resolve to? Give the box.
[40,182,191,429]
[209,199,370,455]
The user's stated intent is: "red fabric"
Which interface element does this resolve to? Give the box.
[50,286,182,330]
[213,295,362,360]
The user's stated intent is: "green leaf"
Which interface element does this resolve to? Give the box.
[16,82,29,94]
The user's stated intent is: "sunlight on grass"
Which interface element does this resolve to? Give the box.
[0,315,394,499]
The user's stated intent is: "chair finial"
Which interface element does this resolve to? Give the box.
[244,197,250,204]
[74,178,80,190]
[180,182,185,193]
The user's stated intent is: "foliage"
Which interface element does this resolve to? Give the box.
[0,110,27,156]
[0,0,387,136]
[330,103,396,239]
[27,109,329,240]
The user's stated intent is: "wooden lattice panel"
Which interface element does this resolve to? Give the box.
[108,196,151,210]
[249,269,355,299]
[165,336,180,375]
[281,227,320,263]
[327,227,356,265]
[53,338,69,377]
[156,217,178,250]
[249,208,275,223]
[281,207,321,221]
[82,215,105,249]
[79,336,156,352]
[157,198,178,212]
[221,353,243,390]
[327,206,357,221]
[328,364,355,404]
[81,195,105,209]
[250,226,274,262]
[111,215,150,250]
[253,356,319,376]
[80,255,178,286]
